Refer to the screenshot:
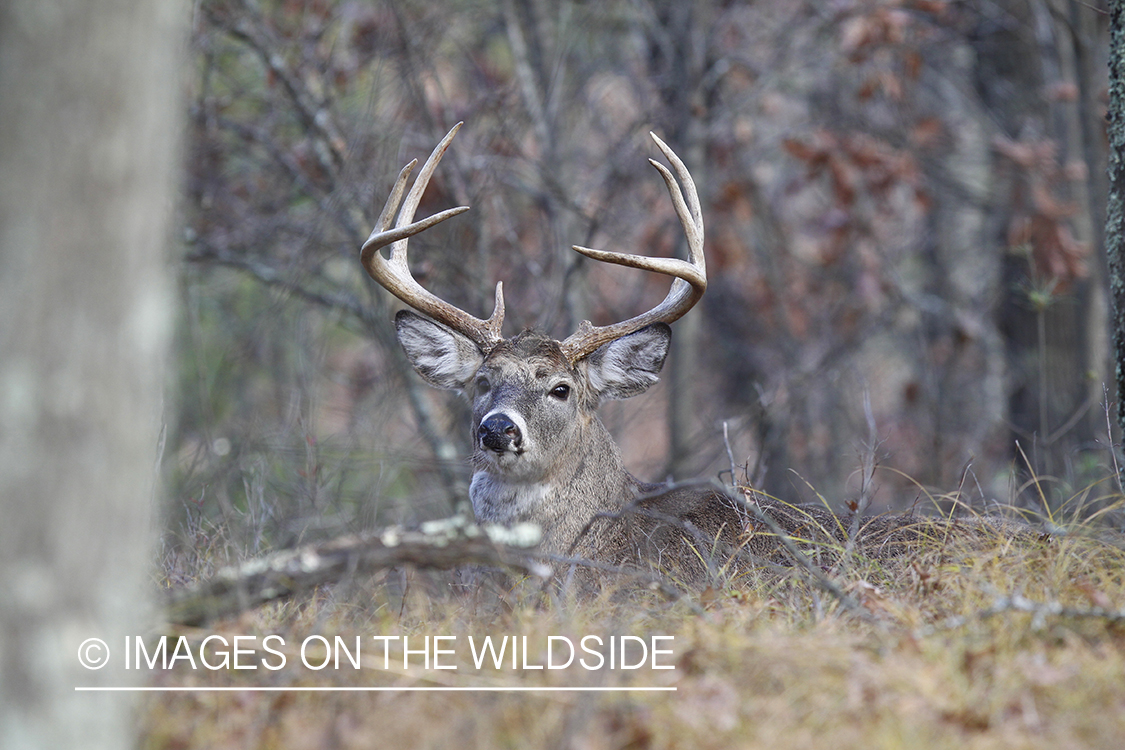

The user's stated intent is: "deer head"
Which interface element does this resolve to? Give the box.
[359,123,707,556]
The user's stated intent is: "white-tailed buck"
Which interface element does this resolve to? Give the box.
[358,124,754,572]
[359,124,1029,583]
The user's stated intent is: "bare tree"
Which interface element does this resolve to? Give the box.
[0,1,183,747]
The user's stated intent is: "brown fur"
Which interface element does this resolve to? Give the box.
[575,485,1045,587]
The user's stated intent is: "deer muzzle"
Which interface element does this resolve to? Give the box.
[478,413,522,453]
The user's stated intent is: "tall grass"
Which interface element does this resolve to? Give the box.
[142,484,1125,749]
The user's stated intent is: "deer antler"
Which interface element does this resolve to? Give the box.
[360,122,505,351]
[559,132,706,362]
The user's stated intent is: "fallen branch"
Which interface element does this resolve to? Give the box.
[164,514,547,626]
[931,591,1125,634]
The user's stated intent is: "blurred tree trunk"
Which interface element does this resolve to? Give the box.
[0,1,182,747]
[1033,0,1107,479]
[641,0,712,479]
[976,0,1106,492]
[1108,0,1125,438]
[1062,0,1112,455]
[926,40,1004,488]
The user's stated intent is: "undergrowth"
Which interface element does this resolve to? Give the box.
[141,493,1125,750]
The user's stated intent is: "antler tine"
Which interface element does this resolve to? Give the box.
[360,123,505,350]
[560,132,706,362]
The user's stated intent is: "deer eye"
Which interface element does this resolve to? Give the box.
[549,383,570,401]
[475,377,491,394]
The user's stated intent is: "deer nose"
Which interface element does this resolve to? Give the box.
[478,413,521,453]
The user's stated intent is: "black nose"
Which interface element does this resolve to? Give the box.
[478,414,521,453]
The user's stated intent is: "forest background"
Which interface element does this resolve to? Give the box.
[4,1,1124,747]
[168,0,1116,571]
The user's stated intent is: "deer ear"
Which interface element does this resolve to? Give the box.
[395,310,485,391]
[585,323,671,401]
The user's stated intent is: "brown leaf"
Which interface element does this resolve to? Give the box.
[993,136,1036,168]
[1044,81,1079,103]
[840,15,877,56]
[910,117,944,148]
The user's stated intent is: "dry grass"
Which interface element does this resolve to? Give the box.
[140,508,1125,750]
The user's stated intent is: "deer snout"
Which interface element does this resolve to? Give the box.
[478,413,522,453]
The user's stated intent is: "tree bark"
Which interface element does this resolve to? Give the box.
[0,1,183,747]
[1108,0,1125,438]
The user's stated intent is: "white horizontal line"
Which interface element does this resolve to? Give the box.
[75,686,676,692]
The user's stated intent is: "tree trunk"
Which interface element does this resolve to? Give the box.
[1108,1,1125,439]
[0,1,183,747]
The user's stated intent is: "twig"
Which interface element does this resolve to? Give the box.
[207,0,346,177]
[927,591,1125,635]
[206,113,364,245]
[738,487,874,622]
[185,244,379,328]
[721,422,873,621]
[1104,384,1124,496]
[184,242,471,507]
[843,390,879,560]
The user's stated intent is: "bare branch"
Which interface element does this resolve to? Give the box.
[164,514,546,626]
[928,591,1125,634]
[184,242,471,507]
[205,0,346,178]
